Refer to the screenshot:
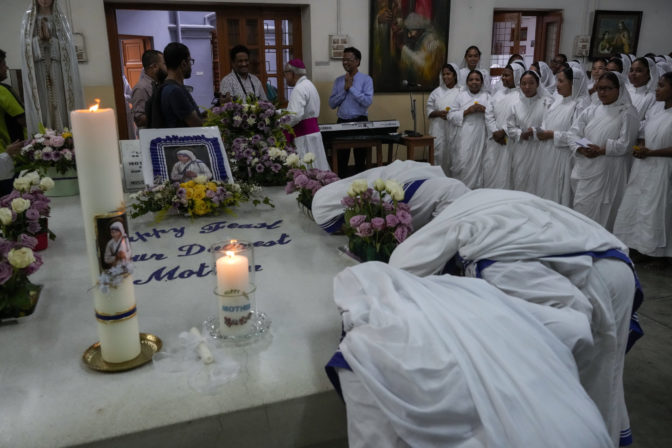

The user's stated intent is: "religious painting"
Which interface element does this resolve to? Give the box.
[139,127,233,186]
[589,10,642,59]
[370,0,450,92]
[94,210,132,273]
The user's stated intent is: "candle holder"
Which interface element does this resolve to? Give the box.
[208,240,270,340]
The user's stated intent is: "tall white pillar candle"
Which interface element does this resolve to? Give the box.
[71,103,141,363]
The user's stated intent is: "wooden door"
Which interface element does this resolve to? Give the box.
[491,12,522,77]
[539,12,563,64]
[120,36,152,88]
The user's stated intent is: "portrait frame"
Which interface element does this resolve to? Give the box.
[589,10,642,60]
[369,0,450,92]
[139,127,233,186]
[94,210,131,273]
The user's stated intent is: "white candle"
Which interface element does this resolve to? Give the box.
[216,251,249,293]
[71,102,141,363]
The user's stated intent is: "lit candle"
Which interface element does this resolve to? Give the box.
[216,250,249,294]
[71,100,141,363]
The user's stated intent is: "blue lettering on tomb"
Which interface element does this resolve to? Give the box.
[199,219,283,234]
[132,252,168,262]
[129,226,185,243]
[133,262,212,285]
[177,243,207,257]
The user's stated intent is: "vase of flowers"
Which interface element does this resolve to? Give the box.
[285,152,340,220]
[341,178,413,263]
[130,175,272,220]
[0,171,55,250]
[14,128,78,197]
[0,237,43,320]
[204,96,296,186]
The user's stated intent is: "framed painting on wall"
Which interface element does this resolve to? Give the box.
[370,0,450,92]
[589,10,642,59]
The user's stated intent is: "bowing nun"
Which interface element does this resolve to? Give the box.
[170,149,213,182]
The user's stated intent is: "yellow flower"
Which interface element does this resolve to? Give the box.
[183,180,196,188]
[192,186,206,201]
[185,188,194,199]
[192,200,210,215]
[62,132,72,138]
[445,106,451,111]
[207,182,218,192]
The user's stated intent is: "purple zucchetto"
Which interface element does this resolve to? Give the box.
[288,59,306,69]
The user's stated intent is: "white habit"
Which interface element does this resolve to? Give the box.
[426,63,462,174]
[285,76,330,171]
[333,262,612,448]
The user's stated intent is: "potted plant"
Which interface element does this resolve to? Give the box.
[285,152,340,219]
[0,237,43,320]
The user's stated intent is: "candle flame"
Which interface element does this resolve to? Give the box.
[89,99,101,112]
[225,251,234,259]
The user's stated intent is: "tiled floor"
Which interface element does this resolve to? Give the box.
[624,260,672,448]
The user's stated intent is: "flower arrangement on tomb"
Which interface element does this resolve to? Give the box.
[285,152,340,210]
[0,171,55,248]
[14,127,76,175]
[341,178,413,263]
[204,97,296,186]
[0,237,43,319]
[130,175,272,220]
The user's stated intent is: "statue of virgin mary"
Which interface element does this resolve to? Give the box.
[20,0,84,134]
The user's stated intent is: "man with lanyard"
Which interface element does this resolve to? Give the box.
[159,42,202,128]
[0,49,26,195]
[130,49,167,132]
[328,46,374,177]
[219,45,268,103]
[282,58,329,170]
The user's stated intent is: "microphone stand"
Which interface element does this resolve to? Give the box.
[405,88,421,137]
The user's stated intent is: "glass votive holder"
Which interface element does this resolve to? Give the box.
[210,240,256,337]
[211,239,255,295]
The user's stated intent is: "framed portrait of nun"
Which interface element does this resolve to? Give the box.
[139,127,233,186]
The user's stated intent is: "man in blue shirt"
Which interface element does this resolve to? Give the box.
[159,42,203,128]
[329,47,374,176]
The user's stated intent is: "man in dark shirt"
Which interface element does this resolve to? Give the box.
[160,42,202,128]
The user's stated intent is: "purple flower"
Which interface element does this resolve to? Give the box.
[50,135,65,148]
[385,214,399,227]
[0,239,14,256]
[28,221,41,234]
[255,164,265,173]
[0,262,12,285]
[18,234,38,249]
[355,222,373,237]
[285,181,296,194]
[340,196,355,207]
[294,174,309,188]
[271,163,281,173]
[267,137,276,146]
[371,217,386,231]
[349,215,366,228]
[24,254,43,275]
[396,209,412,226]
[25,208,40,221]
[205,190,216,198]
[394,225,410,243]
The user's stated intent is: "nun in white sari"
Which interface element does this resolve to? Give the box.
[568,71,639,231]
[170,149,213,182]
[535,66,590,206]
[448,70,490,188]
[329,262,612,448]
[626,57,658,125]
[614,72,672,257]
[482,61,525,189]
[311,160,469,234]
[389,189,643,447]
[426,63,462,175]
[506,70,548,194]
